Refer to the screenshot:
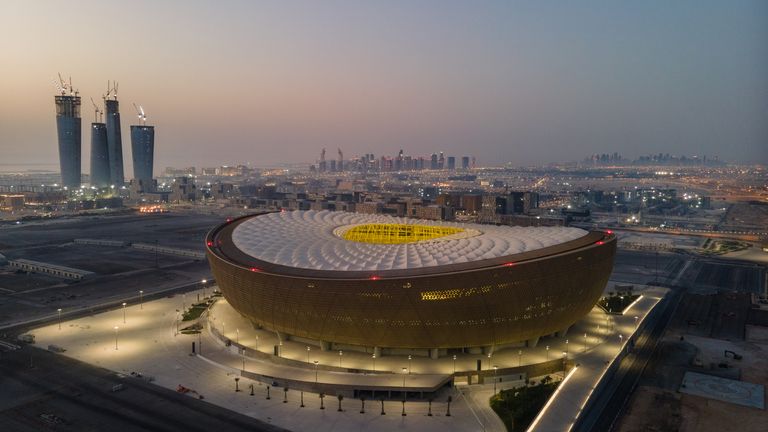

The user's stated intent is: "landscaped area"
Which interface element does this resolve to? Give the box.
[490,376,560,432]
[699,238,750,255]
[598,291,640,315]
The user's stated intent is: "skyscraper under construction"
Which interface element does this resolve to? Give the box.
[130,105,155,192]
[104,83,125,186]
[54,76,82,188]
[88,98,110,188]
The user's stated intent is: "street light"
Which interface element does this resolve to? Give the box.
[306,346,311,363]
[487,352,492,370]
[314,360,319,383]
[182,293,186,312]
[242,347,246,371]
[339,350,343,368]
[401,367,408,417]
[372,354,376,372]
[584,333,588,352]
[57,308,62,330]
[236,328,240,344]
[114,326,119,350]
[493,365,498,394]
[562,351,567,376]
[634,316,639,328]
[518,349,522,367]
[453,354,457,374]
[122,302,127,324]
[565,339,569,356]
[408,355,412,374]
[201,279,207,298]
[546,345,550,361]
[139,290,144,309]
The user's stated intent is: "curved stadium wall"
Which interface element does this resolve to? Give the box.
[205,211,616,350]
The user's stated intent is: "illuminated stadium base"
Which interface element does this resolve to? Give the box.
[205,211,617,356]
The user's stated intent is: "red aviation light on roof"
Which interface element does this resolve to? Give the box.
[503,262,515,267]
[250,267,261,272]
[606,230,613,235]
[369,275,380,281]
[206,241,213,247]
[595,241,605,245]
[226,218,233,223]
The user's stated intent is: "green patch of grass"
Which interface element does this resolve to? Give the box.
[490,377,559,432]
[182,304,208,321]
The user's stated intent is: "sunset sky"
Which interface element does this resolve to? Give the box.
[1,0,766,172]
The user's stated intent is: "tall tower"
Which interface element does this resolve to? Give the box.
[130,105,155,192]
[104,82,124,185]
[88,98,110,188]
[53,76,81,188]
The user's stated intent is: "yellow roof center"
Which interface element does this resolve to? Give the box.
[342,223,464,244]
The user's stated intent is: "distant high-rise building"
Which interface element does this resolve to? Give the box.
[105,96,125,185]
[90,122,109,188]
[130,125,155,192]
[430,153,438,170]
[319,148,327,173]
[447,156,456,170]
[54,90,82,188]
[438,152,445,169]
[461,156,470,170]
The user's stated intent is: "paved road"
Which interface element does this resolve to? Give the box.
[0,345,284,432]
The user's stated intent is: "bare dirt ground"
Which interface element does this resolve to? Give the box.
[615,293,768,432]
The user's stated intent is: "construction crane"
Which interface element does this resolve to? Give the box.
[90,98,103,123]
[105,80,118,100]
[132,103,147,125]
[53,73,77,96]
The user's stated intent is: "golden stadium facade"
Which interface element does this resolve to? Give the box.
[205,210,616,352]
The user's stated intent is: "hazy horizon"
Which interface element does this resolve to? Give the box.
[1,0,766,174]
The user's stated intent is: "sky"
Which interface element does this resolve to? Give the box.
[0,0,766,172]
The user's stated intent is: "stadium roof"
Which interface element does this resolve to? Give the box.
[231,210,588,272]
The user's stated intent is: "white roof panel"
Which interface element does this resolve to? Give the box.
[231,210,588,272]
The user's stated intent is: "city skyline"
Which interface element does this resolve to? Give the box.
[1,1,766,173]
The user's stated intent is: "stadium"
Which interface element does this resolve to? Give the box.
[205,210,616,356]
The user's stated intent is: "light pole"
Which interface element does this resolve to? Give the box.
[222,321,225,339]
[372,354,376,372]
[584,333,588,352]
[634,316,639,328]
[114,326,119,350]
[236,328,240,344]
[487,352,492,370]
[408,355,412,374]
[339,350,343,367]
[453,354,457,374]
[182,293,186,312]
[255,334,259,351]
[57,308,62,330]
[306,346,311,363]
[314,360,319,383]
[202,279,207,298]
[122,302,127,324]
[242,347,246,371]
[546,345,550,361]
[139,290,144,309]
[518,349,522,367]
[493,365,498,394]
[401,367,407,416]
[562,351,567,376]
[565,339,569,356]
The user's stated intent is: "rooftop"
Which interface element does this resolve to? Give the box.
[230,210,588,272]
